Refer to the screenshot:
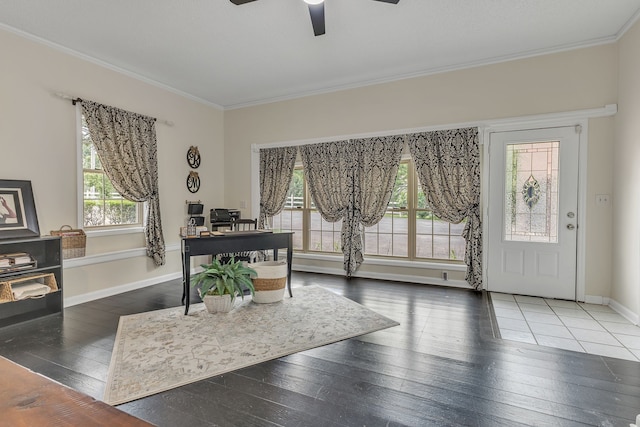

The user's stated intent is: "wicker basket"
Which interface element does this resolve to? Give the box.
[0,282,12,304]
[0,273,58,303]
[202,294,234,313]
[51,225,86,259]
[251,260,287,304]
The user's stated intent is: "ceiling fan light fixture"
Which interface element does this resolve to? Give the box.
[231,0,397,37]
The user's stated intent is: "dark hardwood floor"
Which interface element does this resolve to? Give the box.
[0,272,639,426]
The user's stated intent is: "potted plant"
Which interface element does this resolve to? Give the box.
[191,257,256,313]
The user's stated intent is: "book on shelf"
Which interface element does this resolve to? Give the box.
[0,263,37,274]
[0,253,36,273]
[0,252,33,265]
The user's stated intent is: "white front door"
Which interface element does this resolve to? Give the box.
[487,127,580,300]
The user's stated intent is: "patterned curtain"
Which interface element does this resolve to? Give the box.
[407,128,482,289]
[258,146,298,229]
[353,135,405,262]
[81,100,165,266]
[299,140,354,223]
[300,137,403,276]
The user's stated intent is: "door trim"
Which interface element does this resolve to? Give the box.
[482,119,588,302]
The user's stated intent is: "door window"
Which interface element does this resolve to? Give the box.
[504,141,559,243]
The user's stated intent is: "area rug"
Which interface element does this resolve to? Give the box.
[103,285,399,405]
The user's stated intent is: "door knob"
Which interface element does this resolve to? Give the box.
[567,212,575,218]
[567,224,575,230]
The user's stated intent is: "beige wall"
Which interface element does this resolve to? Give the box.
[0,28,224,300]
[0,23,624,303]
[225,44,618,298]
[586,117,615,300]
[613,19,640,316]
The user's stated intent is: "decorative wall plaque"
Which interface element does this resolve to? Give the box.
[187,146,201,169]
[187,171,200,193]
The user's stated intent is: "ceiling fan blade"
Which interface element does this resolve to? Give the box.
[308,3,325,36]
[372,0,399,3]
[230,0,258,5]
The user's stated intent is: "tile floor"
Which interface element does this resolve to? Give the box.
[491,292,640,362]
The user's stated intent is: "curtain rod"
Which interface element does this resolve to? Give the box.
[53,92,174,126]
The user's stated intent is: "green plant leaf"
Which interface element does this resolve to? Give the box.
[190,257,257,302]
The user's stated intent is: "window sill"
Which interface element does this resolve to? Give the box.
[84,226,145,237]
[63,242,180,269]
[292,251,467,271]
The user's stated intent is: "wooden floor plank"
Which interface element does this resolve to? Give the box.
[203,372,401,427]
[285,345,632,425]
[0,272,639,426]
[0,356,152,426]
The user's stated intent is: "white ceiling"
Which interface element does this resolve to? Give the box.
[1,0,639,109]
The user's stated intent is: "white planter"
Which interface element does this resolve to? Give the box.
[202,294,234,313]
[250,260,287,304]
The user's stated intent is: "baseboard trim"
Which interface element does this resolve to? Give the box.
[293,265,470,289]
[61,260,640,325]
[584,295,610,305]
[63,271,183,307]
[64,263,472,307]
[608,297,639,325]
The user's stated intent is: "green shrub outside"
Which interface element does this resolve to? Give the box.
[84,199,138,226]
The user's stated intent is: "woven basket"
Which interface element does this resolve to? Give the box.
[203,294,234,313]
[51,225,86,259]
[0,282,12,304]
[253,277,286,291]
[251,260,287,304]
[0,273,58,303]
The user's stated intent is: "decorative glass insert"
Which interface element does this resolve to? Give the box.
[522,175,541,209]
[504,141,559,243]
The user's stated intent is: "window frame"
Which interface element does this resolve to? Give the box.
[76,108,144,235]
[271,157,465,265]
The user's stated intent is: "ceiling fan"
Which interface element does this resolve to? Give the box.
[230,0,400,36]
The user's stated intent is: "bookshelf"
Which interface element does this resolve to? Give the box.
[0,236,62,328]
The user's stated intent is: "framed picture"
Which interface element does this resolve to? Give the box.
[0,180,40,240]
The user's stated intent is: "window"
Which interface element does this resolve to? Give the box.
[81,115,142,228]
[271,160,464,262]
[363,162,409,257]
[309,204,342,253]
[271,167,304,250]
[415,185,467,261]
[504,141,559,243]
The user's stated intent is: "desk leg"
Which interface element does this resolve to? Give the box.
[287,245,293,297]
[183,252,191,315]
[181,249,186,305]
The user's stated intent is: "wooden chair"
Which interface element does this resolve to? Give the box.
[219,216,258,264]
[233,218,257,231]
